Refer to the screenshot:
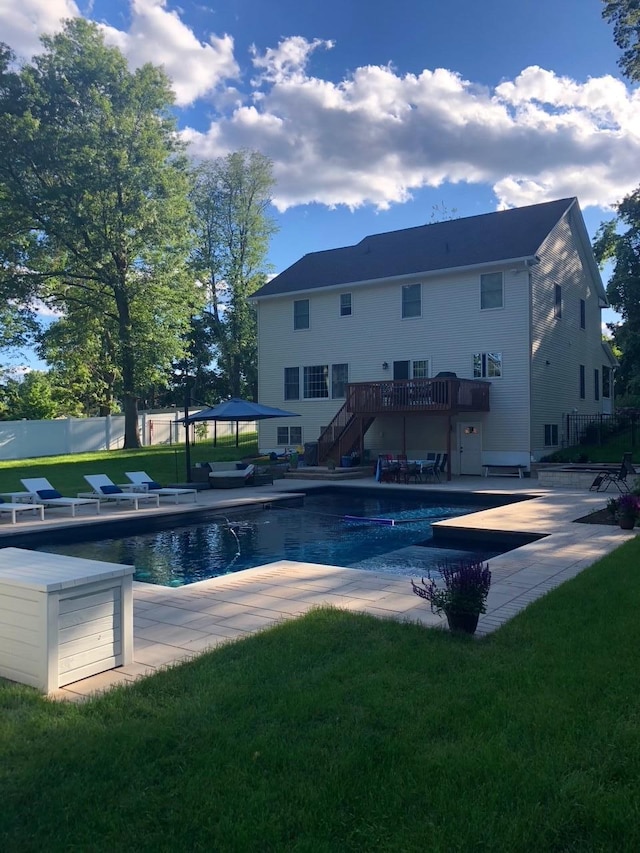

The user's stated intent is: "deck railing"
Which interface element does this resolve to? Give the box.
[316,378,489,463]
[346,377,490,414]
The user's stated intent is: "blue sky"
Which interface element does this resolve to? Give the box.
[2,0,637,371]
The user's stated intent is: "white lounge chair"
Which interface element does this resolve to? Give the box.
[124,472,198,503]
[80,474,160,510]
[0,498,45,524]
[21,477,101,517]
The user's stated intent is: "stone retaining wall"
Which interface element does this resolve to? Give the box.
[537,470,601,489]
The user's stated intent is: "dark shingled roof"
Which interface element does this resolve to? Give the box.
[253,197,577,299]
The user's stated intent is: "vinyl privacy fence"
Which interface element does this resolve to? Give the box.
[0,411,256,460]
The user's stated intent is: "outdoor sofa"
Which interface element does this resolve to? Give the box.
[191,461,256,489]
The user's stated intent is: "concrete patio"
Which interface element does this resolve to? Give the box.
[0,474,634,700]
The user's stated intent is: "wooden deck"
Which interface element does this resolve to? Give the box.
[317,378,490,470]
[346,377,490,415]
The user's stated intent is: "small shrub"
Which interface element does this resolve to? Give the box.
[411,559,491,616]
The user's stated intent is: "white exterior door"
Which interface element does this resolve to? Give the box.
[459,422,482,475]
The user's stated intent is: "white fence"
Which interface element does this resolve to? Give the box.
[0,410,256,461]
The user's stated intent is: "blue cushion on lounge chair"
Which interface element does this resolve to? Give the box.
[100,484,122,494]
[0,497,4,503]
[144,480,162,490]
[37,488,62,499]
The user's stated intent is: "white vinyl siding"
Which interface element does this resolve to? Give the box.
[255,263,530,462]
[529,210,608,458]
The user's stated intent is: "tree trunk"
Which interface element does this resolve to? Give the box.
[122,393,140,448]
[114,281,141,449]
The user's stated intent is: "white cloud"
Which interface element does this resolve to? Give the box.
[185,55,640,212]
[250,36,334,86]
[0,0,79,60]
[2,5,639,213]
[99,0,238,106]
[1,0,238,106]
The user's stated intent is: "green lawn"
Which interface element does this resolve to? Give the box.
[0,437,258,496]
[1,537,640,851]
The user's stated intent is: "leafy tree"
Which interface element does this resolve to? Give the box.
[593,191,640,399]
[602,0,640,81]
[597,2,640,401]
[0,371,69,420]
[37,314,119,416]
[190,151,277,400]
[0,19,200,447]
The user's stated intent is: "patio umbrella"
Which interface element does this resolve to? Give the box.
[184,398,301,426]
[180,398,301,480]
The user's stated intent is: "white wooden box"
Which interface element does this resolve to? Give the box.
[0,548,134,693]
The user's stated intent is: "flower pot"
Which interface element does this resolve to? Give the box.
[618,514,636,530]
[445,609,480,634]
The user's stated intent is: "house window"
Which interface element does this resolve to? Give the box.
[544,424,559,446]
[284,367,299,401]
[480,272,503,310]
[579,364,585,399]
[340,293,352,317]
[294,299,310,330]
[332,363,348,399]
[277,426,302,446]
[594,368,600,401]
[303,365,329,398]
[554,284,562,319]
[603,365,611,398]
[412,359,430,379]
[473,352,502,378]
[402,283,421,318]
[580,299,586,329]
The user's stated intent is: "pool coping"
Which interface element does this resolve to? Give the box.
[1,475,633,700]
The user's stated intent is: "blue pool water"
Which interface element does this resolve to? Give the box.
[37,490,520,586]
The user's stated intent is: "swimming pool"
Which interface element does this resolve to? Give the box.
[35,488,534,586]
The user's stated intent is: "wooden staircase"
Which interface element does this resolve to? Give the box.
[317,394,374,465]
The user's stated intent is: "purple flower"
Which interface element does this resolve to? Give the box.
[411,558,491,616]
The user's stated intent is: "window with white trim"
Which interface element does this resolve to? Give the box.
[554,284,562,319]
[412,359,430,378]
[473,352,502,378]
[332,363,348,398]
[594,368,600,401]
[293,299,310,330]
[580,298,586,329]
[579,364,585,398]
[277,426,302,446]
[284,367,299,400]
[340,293,352,316]
[480,272,503,309]
[303,365,329,398]
[401,283,421,318]
[544,424,559,446]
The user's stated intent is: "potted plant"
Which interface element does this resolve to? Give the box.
[616,493,639,530]
[411,558,491,634]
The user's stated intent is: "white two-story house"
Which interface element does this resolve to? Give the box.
[251,197,616,478]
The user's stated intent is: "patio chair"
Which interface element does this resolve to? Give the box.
[21,477,101,517]
[589,454,636,493]
[377,455,398,483]
[124,472,198,504]
[0,497,45,524]
[80,474,160,510]
[420,459,440,482]
[402,461,421,484]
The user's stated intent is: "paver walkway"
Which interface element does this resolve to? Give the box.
[0,475,633,699]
